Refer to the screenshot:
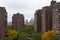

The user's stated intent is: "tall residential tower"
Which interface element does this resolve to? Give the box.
[0,7,7,39]
[12,13,24,31]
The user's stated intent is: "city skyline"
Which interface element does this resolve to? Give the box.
[0,0,60,22]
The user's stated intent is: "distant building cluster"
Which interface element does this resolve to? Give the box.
[25,18,34,25]
[34,0,60,40]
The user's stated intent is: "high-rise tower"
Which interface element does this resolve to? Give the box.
[12,13,24,31]
[0,7,7,40]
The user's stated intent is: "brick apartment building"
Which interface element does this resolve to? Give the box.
[34,0,60,32]
[34,0,53,33]
[0,7,7,39]
[34,0,60,39]
[34,9,42,33]
[12,13,24,31]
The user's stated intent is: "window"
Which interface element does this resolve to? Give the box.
[58,15,60,24]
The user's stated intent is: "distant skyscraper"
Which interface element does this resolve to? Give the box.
[0,7,7,39]
[29,18,34,25]
[25,19,29,25]
[12,13,24,31]
[25,18,34,25]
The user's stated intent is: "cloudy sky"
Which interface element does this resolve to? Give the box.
[0,0,60,22]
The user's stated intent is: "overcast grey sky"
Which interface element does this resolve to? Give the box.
[0,0,60,22]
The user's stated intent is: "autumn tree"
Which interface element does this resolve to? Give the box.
[42,30,57,40]
[7,30,19,40]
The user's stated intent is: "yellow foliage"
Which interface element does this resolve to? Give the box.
[7,30,19,40]
[42,30,56,40]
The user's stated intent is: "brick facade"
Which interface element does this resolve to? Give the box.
[34,0,56,33]
[0,7,7,39]
[34,6,53,33]
[12,13,24,31]
[34,0,60,40]
[34,9,42,33]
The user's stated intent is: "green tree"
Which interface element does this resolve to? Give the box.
[23,25,34,34]
[18,25,34,40]
[18,32,29,40]
[7,25,12,30]
[32,33,42,40]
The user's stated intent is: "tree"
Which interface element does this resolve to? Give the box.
[7,25,12,30]
[7,30,19,40]
[32,33,42,40]
[42,30,57,40]
[19,25,34,34]
[18,32,29,40]
[18,25,35,40]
